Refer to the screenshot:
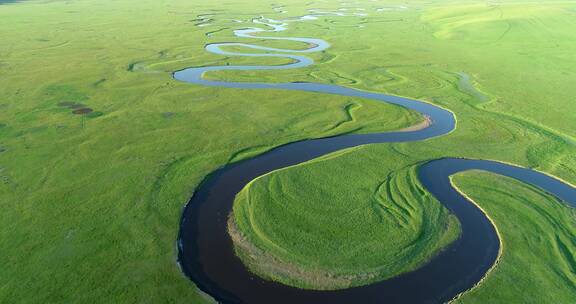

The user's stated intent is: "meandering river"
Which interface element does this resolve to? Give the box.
[173,14,576,303]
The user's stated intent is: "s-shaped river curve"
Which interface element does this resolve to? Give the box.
[173,14,576,303]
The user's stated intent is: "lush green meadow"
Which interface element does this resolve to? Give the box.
[0,0,575,303]
[451,172,576,303]
[232,152,460,289]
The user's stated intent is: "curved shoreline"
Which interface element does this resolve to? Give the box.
[446,177,505,303]
[173,13,576,303]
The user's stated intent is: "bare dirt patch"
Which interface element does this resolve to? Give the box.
[399,115,431,132]
[72,108,93,115]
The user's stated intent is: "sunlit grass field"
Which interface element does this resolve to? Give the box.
[451,171,576,303]
[0,0,574,303]
[231,150,461,290]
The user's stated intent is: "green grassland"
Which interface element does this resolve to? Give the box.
[231,151,460,289]
[1,0,575,303]
[0,1,419,303]
[228,0,576,300]
[451,171,575,303]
